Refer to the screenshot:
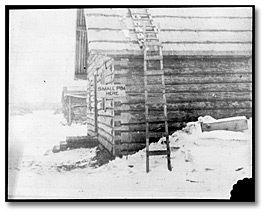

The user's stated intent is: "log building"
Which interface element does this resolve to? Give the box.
[75,8,253,156]
[62,86,87,125]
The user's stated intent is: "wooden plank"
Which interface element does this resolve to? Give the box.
[201,117,248,132]
[148,150,168,156]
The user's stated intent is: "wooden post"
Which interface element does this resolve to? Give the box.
[68,96,71,126]
[94,73,98,134]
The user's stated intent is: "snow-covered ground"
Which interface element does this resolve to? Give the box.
[8,111,252,199]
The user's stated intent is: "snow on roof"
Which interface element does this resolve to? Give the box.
[84,8,252,56]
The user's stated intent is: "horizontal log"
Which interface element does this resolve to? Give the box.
[97,115,113,126]
[114,108,252,124]
[87,122,95,128]
[145,96,166,105]
[119,122,184,133]
[113,91,252,104]
[97,74,114,84]
[125,82,252,93]
[98,121,113,135]
[116,100,252,111]
[98,128,113,143]
[164,73,252,84]
[97,109,114,117]
[113,73,252,88]
[98,135,113,154]
[114,143,146,156]
[87,127,96,134]
[113,56,252,74]
[116,131,169,143]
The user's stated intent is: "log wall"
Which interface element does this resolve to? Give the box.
[87,54,252,156]
[111,55,252,155]
[87,54,115,153]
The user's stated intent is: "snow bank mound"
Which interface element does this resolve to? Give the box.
[99,115,252,174]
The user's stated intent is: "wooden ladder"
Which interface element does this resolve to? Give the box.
[129,8,172,173]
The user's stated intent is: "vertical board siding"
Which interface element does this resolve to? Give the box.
[75,9,88,80]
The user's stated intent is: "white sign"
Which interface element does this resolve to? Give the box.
[97,84,126,98]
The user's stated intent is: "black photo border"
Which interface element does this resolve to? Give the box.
[5,5,256,202]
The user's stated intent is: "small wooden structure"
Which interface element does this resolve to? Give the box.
[75,8,253,156]
[201,116,248,132]
[62,86,87,125]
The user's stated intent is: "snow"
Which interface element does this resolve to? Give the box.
[8,111,252,199]
[9,110,86,157]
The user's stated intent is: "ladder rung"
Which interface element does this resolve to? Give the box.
[144,41,162,46]
[144,70,164,76]
[144,24,156,27]
[145,116,168,122]
[145,30,158,33]
[145,56,163,61]
[147,150,168,156]
[145,97,165,105]
[132,17,153,21]
[147,131,168,139]
[145,37,159,41]
[145,85,165,92]
[131,12,149,16]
